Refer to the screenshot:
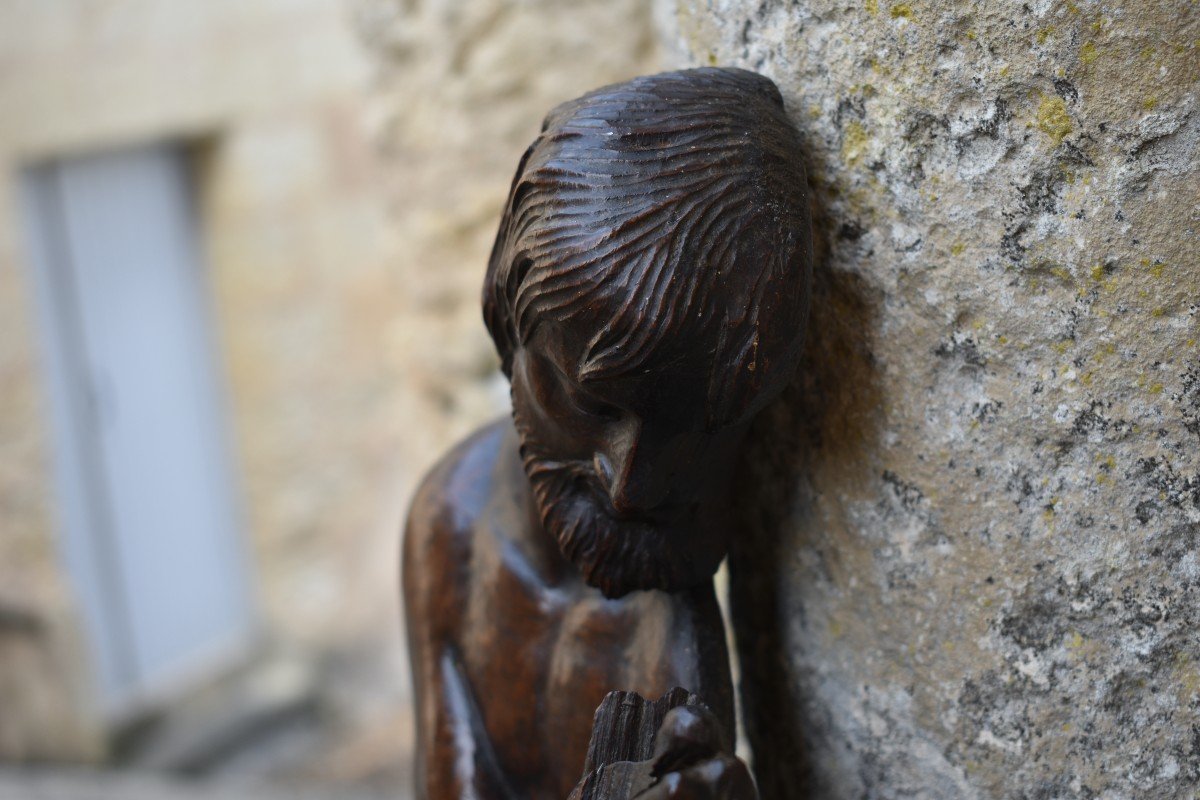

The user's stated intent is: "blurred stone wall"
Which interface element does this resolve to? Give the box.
[658,1,1199,798]
[0,0,395,761]
[353,0,662,474]
[339,0,662,778]
[0,0,663,773]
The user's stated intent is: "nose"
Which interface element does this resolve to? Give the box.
[592,425,675,518]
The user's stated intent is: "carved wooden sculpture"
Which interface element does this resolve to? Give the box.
[403,67,812,799]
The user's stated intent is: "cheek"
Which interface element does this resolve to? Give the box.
[511,372,602,461]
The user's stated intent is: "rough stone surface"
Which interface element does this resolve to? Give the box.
[660,1,1199,798]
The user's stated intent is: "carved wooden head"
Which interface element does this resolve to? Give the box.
[482,67,812,597]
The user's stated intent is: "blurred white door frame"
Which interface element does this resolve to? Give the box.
[21,144,255,719]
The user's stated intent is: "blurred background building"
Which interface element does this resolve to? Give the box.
[0,0,659,796]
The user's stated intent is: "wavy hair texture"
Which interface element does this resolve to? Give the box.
[483,67,812,424]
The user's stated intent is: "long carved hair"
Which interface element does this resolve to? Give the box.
[483,67,813,426]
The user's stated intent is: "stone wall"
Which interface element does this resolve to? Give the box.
[354,0,663,478]
[659,1,1198,797]
[0,0,664,773]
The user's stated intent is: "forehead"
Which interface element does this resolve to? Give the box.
[526,320,757,429]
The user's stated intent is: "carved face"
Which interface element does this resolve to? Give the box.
[484,67,813,597]
[510,320,751,598]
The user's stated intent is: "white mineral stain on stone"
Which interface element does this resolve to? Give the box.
[976,728,1022,754]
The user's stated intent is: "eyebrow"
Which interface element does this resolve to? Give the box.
[578,346,694,386]
[539,352,611,401]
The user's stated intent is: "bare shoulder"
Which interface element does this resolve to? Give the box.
[404,417,513,557]
[402,418,513,619]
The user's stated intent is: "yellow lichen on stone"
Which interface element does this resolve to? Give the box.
[1177,653,1200,699]
[890,3,914,20]
[1043,497,1058,521]
[951,242,966,256]
[842,121,869,165]
[871,58,893,77]
[1143,95,1158,110]
[1036,26,1056,44]
[1091,263,1105,281]
[1037,96,1073,144]
[866,0,879,15]
[1181,668,1200,699]
[1050,265,1073,283]
[1080,41,1099,64]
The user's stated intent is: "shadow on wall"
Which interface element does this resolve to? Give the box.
[728,147,883,799]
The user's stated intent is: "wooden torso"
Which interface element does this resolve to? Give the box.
[444,422,734,798]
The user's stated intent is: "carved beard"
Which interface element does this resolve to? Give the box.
[513,407,722,599]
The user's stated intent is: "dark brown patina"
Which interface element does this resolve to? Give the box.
[403,67,812,799]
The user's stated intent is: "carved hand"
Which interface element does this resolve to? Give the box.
[635,706,756,800]
[570,691,757,800]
